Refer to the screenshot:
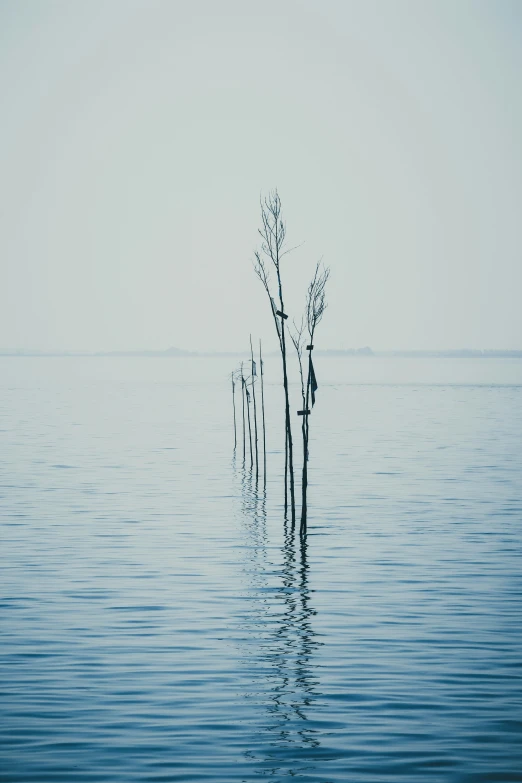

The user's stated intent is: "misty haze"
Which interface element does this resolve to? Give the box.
[1,2,522,782]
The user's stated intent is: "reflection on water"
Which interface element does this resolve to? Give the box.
[236,459,323,778]
[2,357,522,782]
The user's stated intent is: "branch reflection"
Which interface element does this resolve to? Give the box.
[236,461,323,777]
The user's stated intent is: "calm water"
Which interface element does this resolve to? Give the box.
[1,356,522,782]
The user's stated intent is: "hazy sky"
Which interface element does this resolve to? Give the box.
[1,0,521,352]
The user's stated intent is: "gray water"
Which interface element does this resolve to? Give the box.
[1,356,522,782]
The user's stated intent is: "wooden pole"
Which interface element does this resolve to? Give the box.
[253,192,296,523]
[276,294,295,525]
[246,381,253,470]
[259,339,267,485]
[300,348,311,535]
[250,335,259,481]
[241,362,246,462]
[231,372,237,450]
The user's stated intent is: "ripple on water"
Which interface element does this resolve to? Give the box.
[1,358,522,781]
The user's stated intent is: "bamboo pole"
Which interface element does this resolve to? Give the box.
[277,279,295,525]
[241,362,246,462]
[253,192,296,524]
[259,339,267,485]
[231,371,237,450]
[246,381,253,470]
[300,348,311,535]
[250,335,259,481]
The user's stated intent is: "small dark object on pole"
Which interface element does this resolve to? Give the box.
[276,310,288,320]
[297,410,311,416]
[306,345,314,350]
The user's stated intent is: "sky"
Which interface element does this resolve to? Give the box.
[1,0,521,353]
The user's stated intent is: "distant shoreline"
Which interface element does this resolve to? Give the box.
[2,349,522,359]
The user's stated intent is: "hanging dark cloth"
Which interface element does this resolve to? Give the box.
[309,356,318,406]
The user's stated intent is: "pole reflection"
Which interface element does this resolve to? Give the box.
[236,460,323,778]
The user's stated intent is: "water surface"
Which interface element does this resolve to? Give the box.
[1,357,521,781]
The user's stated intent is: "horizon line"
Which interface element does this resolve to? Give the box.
[2,347,522,358]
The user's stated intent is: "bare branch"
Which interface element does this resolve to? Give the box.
[256,189,290,272]
[289,317,306,406]
[279,240,305,260]
[307,262,330,342]
[253,251,270,292]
